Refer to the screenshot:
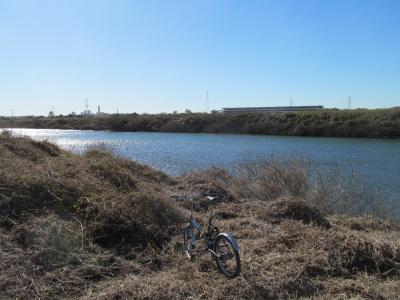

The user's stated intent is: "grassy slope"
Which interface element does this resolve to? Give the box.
[0,132,399,299]
[1,108,400,138]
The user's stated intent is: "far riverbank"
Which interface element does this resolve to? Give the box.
[1,108,399,138]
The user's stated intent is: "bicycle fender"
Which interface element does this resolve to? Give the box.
[217,233,240,252]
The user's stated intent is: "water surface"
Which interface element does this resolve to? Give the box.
[7,128,400,205]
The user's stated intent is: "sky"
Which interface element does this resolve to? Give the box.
[0,0,399,116]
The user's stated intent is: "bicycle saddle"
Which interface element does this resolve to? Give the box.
[207,196,219,202]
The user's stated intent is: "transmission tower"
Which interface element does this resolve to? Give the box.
[85,98,89,113]
[290,98,293,107]
[205,91,209,113]
[348,96,352,109]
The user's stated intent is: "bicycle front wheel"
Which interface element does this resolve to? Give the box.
[214,235,240,278]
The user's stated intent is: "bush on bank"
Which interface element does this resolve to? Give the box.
[1,108,400,138]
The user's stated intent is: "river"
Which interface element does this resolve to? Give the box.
[5,128,400,207]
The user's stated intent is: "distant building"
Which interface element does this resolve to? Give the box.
[81,110,93,116]
[48,110,55,117]
[96,105,109,116]
[222,105,324,113]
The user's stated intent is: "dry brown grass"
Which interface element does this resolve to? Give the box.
[83,200,400,299]
[0,132,183,298]
[1,131,399,299]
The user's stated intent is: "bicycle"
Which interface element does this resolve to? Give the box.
[181,195,241,278]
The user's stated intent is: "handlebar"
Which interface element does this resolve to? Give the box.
[170,195,219,202]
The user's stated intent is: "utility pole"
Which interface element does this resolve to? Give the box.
[290,98,293,107]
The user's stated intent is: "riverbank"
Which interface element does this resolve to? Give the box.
[1,131,399,299]
[1,108,400,138]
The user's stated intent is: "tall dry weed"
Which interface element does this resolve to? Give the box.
[233,153,310,200]
[232,153,396,219]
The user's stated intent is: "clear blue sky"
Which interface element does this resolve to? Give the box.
[1,0,399,116]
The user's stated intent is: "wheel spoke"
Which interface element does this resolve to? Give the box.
[215,237,239,277]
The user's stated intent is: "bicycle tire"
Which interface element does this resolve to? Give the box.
[214,235,241,278]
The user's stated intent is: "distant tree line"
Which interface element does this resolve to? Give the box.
[1,108,399,138]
